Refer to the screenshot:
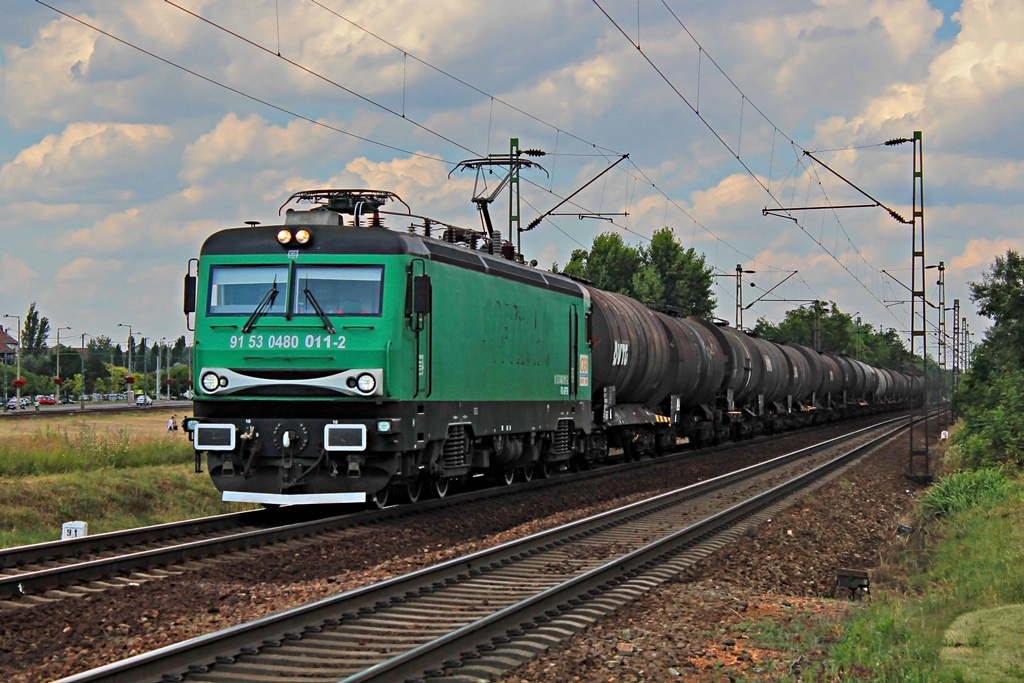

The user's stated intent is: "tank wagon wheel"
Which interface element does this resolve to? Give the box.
[501,469,515,486]
[433,476,450,499]
[539,461,554,479]
[520,465,535,482]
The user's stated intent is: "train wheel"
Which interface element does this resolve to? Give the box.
[433,476,450,498]
[539,461,553,479]
[521,465,535,482]
[370,486,390,509]
[405,478,423,504]
[502,469,515,486]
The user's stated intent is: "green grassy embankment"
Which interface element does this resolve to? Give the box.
[827,467,1024,682]
[0,413,240,547]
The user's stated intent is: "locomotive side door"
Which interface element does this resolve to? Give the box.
[407,260,432,397]
[569,304,579,399]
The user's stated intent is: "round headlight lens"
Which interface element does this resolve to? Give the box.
[276,229,292,244]
[294,229,311,244]
[201,372,220,392]
[376,420,391,433]
[356,373,376,393]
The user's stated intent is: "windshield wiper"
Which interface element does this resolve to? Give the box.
[304,287,337,333]
[241,278,279,334]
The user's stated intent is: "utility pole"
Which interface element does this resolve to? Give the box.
[896,131,930,481]
[936,261,947,427]
[80,333,86,410]
[714,266,755,329]
[952,299,960,417]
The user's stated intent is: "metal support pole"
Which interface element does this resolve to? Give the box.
[952,299,960,419]
[936,262,947,427]
[908,131,930,481]
[80,333,86,410]
[509,137,522,258]
[56,326,70,403]
[736,264,743,329]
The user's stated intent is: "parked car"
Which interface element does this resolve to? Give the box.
[136,394,153,406]
[4,398,17,411]
[37,395,56,406]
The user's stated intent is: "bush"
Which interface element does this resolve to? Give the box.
[951,367,1024,468]
[920,468,1012,517]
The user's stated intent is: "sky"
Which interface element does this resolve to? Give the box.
[1,0,1020,364]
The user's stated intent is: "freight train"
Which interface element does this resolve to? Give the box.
[182,188,922,507]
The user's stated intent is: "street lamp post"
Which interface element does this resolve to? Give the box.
[55,326,71,402]
[160,337,168,400]
[140,336,149,401]
[117,323,133,375]
[80,333,87,410]
[3,314,20,407]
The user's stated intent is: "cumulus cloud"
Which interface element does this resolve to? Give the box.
[0,122,175,201]
[180,113,340,184]
[950,237,1024,273]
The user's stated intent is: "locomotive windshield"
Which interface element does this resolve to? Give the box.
[294,265,384,317]
[208,265,288,316]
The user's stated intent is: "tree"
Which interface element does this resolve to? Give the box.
[21,302,49,352]
[643,228,716,317]
[752,301,856,353]
[562,232,642,294]
[558,229,716,316]
[752,302,911,369]
[630,264,664,306]
[968,248,1024,369]
[954,248,1024,429]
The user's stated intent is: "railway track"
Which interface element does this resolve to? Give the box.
[0,412,910,607]
[55,415,917,683]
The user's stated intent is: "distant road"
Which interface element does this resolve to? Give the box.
[1,400,193,418]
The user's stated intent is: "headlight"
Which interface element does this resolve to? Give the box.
[276,229,292,244]
[376,420,391,433]
[201,372,221,392]
[294,229,311,244]
[356,373,376,393]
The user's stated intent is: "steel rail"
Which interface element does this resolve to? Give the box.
[352,416,919,683]
[54,415,916,683]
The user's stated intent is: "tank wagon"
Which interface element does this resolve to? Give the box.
[182,188,921,507]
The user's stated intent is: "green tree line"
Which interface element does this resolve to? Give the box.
[951,248,1024,468]
[3,302,191,401]
[555,228,717,318]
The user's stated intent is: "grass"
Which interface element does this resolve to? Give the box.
[0,411,191,475]
[826,470,1024,682]
[0,410,241,548]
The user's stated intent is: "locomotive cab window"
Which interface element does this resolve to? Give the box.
[208,265,288,316]
[294,265,384,317]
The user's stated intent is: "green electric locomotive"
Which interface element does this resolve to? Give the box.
[183,189,591,506]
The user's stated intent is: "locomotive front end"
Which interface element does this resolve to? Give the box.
[184,191,423,506]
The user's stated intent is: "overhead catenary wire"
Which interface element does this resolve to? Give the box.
[159,0,805,278]
[36,0,819,304]
[591,0,903,328]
